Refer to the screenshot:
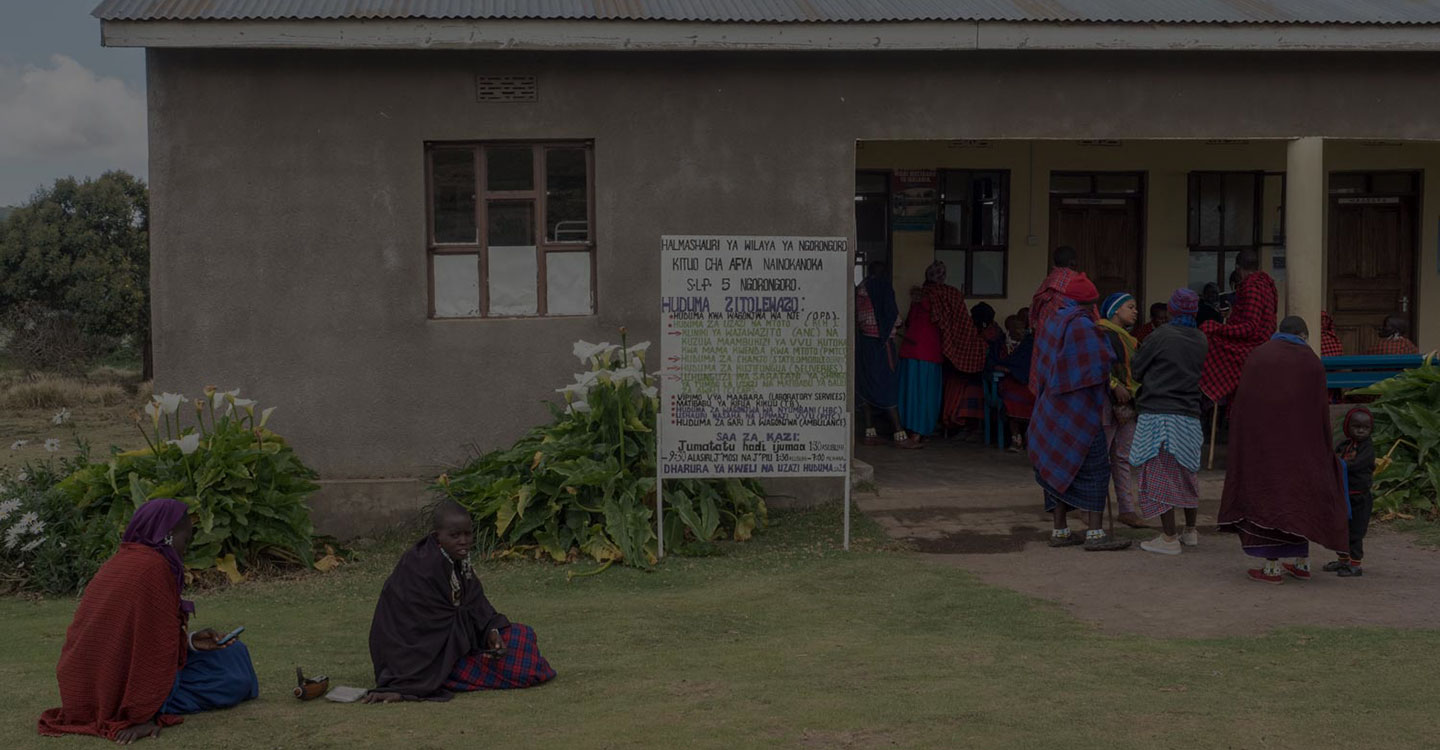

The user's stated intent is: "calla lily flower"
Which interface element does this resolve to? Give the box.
[232,398,257,416]
[214,389,239,410]
[259,406,276,428]
[610,367,645,386]
[568,400,592,414]
[167,433,201,455]
[642,385,658,400]
[143,401,161,425]
[556,383,589,401]
[157,392,185,415]
[573,340,618,364]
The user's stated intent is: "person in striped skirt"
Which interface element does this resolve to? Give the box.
[1131,289,1209,555]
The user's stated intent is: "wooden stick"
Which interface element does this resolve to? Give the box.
[1207,406,1220,470]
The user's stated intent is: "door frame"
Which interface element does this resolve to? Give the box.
[1326,169,1421,344]
[1048,170,1148,304]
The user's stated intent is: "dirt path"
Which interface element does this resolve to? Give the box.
[856,440,1440,638]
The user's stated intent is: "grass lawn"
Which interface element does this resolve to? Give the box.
[3,507,1438,750]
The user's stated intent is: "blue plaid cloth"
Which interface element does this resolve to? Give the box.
[1037,429,1111,513]
[1129,413,1203,473]
[1028,301,1115,493]
[443,623,556,691]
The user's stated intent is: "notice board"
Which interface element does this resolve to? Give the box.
[658,236,850,479]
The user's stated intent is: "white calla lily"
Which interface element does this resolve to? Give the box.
[144,401,161,425]
[167,433,202,455]
[157,392,185,415]
[610,367,645,386]
[568,400,592,414]
[259,406,276,428]
[642,385,658,400]
[215,389,239,410]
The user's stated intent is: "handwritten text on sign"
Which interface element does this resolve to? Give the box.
[659,236,849,478]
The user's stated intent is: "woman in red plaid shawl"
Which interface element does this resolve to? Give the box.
[1199,250,1277,404]
[365,501,554,703]
[1320,311,1345,357]
[1028,246,1081,395]
[915,261,986,433]
[1028,274,1131,551]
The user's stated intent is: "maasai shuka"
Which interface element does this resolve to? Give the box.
[1199,271,1278,402]
[1320,311,1344,357]
[1027,301,1116,493]
[922,281,986,373]
[1366,335,1419,355]
[443,623,555,691]
[37,543,188,740]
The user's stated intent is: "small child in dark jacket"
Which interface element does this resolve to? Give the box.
[1326,407,1376,577]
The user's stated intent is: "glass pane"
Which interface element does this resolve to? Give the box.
[488,245,538,316]
[1195,174,1223,247]
[546,252,592,316]
[933,249,967,289]
[973,173,1004,200]
[1261,174,1285,245]
[971,251,1005,296]
[488,202,534,246]
[1188,251,1218,293]
[1050,174,1091,194]
[433,254,480,318]
[432,150,476,244]
[856,171,889,194]
[1222,173,1256,246]
[486,146,533,191]
[1095,174,1141,194]
[940,203,969,246]
[856,195,888,261]
[941,171,972,199]
[1329,173,1366,195]
[1371,172,1416,194]
[546,148,589,242]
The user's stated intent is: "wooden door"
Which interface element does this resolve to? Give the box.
[1328,193,1416,354]
[1050,196,1144,303]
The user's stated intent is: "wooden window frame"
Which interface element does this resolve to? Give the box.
[934,169,1010,299]
[425,141,596,319]
[1186,170,1273,290]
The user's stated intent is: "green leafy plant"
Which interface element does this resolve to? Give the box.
[1353,357,1440,517]
[439,331,767,571]
[53,388,323,581]
[0,444,109,596]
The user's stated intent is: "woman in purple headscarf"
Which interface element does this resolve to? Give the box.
[39,499,258,744]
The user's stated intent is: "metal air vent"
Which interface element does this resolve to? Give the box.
[475,75,537,103]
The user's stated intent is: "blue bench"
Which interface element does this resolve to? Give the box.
[1322,354,1427,390]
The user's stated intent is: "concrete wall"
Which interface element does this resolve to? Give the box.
[147,50,1440,528]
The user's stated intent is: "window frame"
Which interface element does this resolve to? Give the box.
[854,169,893,282]
[425,141,596,319]
[1186,170,1274,291]
[933,168,1010,299]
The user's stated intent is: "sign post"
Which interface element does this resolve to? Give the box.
[658,235,852,550]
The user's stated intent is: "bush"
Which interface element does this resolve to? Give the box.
[440,333,767,570]
[0,375,129,409]
[0,445,110,596]
[1,305,105,375]
[1354,358,1440,517]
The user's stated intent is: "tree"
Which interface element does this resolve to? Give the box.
[0,172,151,377]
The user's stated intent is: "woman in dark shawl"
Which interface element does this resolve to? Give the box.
[39,498,256,744]
[365,501,554,703]
[1217,317,1349,584]
[855,262,920,448]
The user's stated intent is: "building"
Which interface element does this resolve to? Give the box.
[94,0,1440,535]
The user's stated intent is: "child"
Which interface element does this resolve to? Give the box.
[1325,407,1376,577]
[1134,302,1169,343]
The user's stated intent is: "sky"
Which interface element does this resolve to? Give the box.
[0,0,146,206]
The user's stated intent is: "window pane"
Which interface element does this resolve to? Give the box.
[487,146,533,191]
[1223,250,1241,292]
[546,252,592,316]
[546,148,589,242]
[941,171,972,199]
[1329,173,1366,194]
[1261,174,1285,245]
[1050,174,1091,194]
[1371,172,1416,194]
[971,251,1005,296]
[488,245,538,316]
[432,150,476,243]
[433,254,480,317]
[488,201,534,246]
[856,171,889,194]
[933,249,967,289]
[940,203,969,246]
[1095,174,1141,194]
[1188,251,1219,293]
[1222,173,1256,246]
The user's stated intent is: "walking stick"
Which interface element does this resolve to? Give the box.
[1207,406,1219,471]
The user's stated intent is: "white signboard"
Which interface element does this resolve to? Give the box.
[658,235,850,478]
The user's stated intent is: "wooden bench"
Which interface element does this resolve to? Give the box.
[1322,354,1427,390]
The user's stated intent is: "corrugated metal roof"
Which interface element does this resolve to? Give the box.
[90,0,1440,26]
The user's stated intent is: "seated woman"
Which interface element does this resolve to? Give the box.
[364,501,555,703]
[38,498,258,744]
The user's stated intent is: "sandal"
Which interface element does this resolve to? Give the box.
[1084,536,1132,552]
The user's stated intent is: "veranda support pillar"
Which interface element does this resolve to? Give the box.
[1285,137,1326,353]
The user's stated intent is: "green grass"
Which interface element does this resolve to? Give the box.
[3,507,1439,749]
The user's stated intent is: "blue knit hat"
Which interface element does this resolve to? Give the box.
[1101,292,1134,320]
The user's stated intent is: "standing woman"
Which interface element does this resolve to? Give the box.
[917,261,986,437]
[39,498,258,744]
[856,262,920,448]
[898,285,944,441]
[1097,292,1146,528]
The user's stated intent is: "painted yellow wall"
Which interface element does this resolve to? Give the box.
[858,139,1438,349]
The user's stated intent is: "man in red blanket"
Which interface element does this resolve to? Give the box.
[1199,249,1277,404]
[1364,315,1420,355]
[1029,246,1084,394]
[1217,317,1349,584]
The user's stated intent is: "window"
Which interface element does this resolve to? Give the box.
[1186,171,1283,292]
[426,142,594,318]
[934,170,1009,297]
[854,170,891,285]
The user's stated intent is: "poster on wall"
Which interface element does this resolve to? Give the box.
[658,236,850,479]
[890,169,938,231]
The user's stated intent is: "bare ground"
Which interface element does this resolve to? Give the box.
[856,437,1440,638]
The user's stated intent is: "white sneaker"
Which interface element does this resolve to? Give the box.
[1181,528,1200,547]
[1141,535,1182,555]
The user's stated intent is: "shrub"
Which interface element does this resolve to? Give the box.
[0,445,110,596]
[440,333,767,570]
[1354,359,1440,517]
[0,375,129,409]
[1,304,105,375]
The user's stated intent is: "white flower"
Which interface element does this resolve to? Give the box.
[3,528,20,550]
[144,401,161,425]
[51,408,71,425]
[16,470,28,482]
[167,433,201,455]
[629,341,652,355]
[259,406,276,428]
[9,439,28,450]
[576,370,603,387]
[642,385,658,400]
[156,392,186,415]
[44,438,61,452]
[17,511,38,530]
[20,536,43,553]
[572,340,619,364]
[28,520,45,535]
[214,388,239,410]
[556,382,590,401]
[232,397,256,413]
[610,367,645,386]
[568,400,592,414]
[0,498,19,520]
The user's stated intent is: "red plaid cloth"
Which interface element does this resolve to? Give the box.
[1133,320,1158,344]
[1029,267,1077,393]
[1365,336,1419,355]
[443,623,555,691]
[1320,311,1344,357]
[1028,302,1115,493]
[1200,271,1277,402]
[855,283,878,337]
[923,282,986,373]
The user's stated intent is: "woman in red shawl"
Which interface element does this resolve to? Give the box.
[1217,317,1349,584]
[38,498,257,744]
[1320,311,1344,357]
[917,261,986,435]
[1028,246,1082,394]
